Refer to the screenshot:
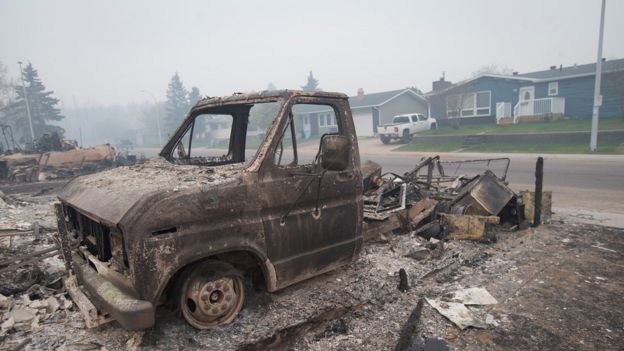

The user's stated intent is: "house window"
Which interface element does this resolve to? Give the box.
[548,82,559,96]
[446,90,491,118]
[475,91,490,115]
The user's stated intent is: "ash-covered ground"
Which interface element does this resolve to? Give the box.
[0,185,622,351]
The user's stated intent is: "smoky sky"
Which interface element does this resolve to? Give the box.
[1,0,623,106]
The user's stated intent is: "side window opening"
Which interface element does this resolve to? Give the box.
[168,101,280,166]
[273,103,340,169]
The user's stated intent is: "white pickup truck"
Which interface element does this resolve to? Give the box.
[377,113,437,144]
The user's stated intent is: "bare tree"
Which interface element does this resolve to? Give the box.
[445,82,474,129]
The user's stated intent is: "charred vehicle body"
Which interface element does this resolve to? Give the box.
[55,91,364,330]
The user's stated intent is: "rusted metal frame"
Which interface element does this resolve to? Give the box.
[0,245,60,268]
[404,156,440,183]
[64,274,114,328]
[0,250,59,274]
[288,112,298,165]
[439,157,511,181]
[187,115,196,158]
[55,203,74,273]
[0,230,34,238]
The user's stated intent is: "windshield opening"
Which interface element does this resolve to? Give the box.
[167,100,281,166]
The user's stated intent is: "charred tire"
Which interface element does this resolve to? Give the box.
[178,260,245,330]
[381,136,390,144]
[402,130,411,144]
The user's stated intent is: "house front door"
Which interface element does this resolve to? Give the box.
[518,86,535,116]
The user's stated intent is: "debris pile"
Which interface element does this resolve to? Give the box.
[363,156,542,242]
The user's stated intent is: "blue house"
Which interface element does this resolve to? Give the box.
[426,58,624,125]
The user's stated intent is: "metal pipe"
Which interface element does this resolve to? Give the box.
[590,0,606,152]
[17,61,35,143]
[533,157,544,227]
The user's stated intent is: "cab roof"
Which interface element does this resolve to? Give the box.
[194,90,348,109]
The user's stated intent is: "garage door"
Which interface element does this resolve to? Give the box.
[352,109,374,137]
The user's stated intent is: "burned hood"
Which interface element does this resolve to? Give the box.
[58,157,243,227]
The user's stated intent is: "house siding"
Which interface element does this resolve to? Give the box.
[528,74,621,118]
[428,77,527,123]
[379,93,428,125]
[430,71,622,123]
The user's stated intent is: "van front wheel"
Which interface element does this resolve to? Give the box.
[178,260,245,330]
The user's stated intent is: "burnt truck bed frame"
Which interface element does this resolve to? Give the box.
[55,91,364,330]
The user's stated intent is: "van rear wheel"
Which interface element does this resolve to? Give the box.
[381,136,390,144]
[178,260,245,330]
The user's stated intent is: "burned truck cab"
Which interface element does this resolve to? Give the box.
[55,90,363,330]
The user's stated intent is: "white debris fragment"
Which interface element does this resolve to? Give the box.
[1,316,15,332]
[10,308,35,323]
[29,299,48,309]
[126,332,144,350]
[45,296,60,314]
[0,294,11,309]
[426,298,486,330]
[443,287,498,305]
[591,245,616,253]
[485,314,499,327]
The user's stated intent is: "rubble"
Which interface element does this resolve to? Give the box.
[0,188,622,349]
[440,214,499,241]
[0,130,144,184]
[1,144,621,350]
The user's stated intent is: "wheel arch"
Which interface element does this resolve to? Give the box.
[157,247,277,304]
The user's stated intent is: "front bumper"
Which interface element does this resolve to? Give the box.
[72,253,155,330]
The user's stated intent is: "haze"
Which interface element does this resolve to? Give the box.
[1,0,623,107]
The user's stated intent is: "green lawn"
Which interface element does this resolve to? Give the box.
[395,140,624,154]
[418,118,624,136]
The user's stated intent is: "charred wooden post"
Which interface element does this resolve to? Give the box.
[533,157,544,227]
[398,268,409,292]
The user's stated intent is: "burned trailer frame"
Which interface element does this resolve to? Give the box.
[363,155,520,232]
[55,90,364,330]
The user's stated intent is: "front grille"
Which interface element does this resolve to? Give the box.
[64,205,112,262]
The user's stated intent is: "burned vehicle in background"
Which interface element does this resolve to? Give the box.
[55,91,363,330]
[0,127,126,183]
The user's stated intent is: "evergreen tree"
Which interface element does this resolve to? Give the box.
[301,71,320,91]
[164,73,189,133]
[2,63,64,141]
[188,86,201,107]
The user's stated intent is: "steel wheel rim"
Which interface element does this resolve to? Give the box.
[181,272,244,329]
